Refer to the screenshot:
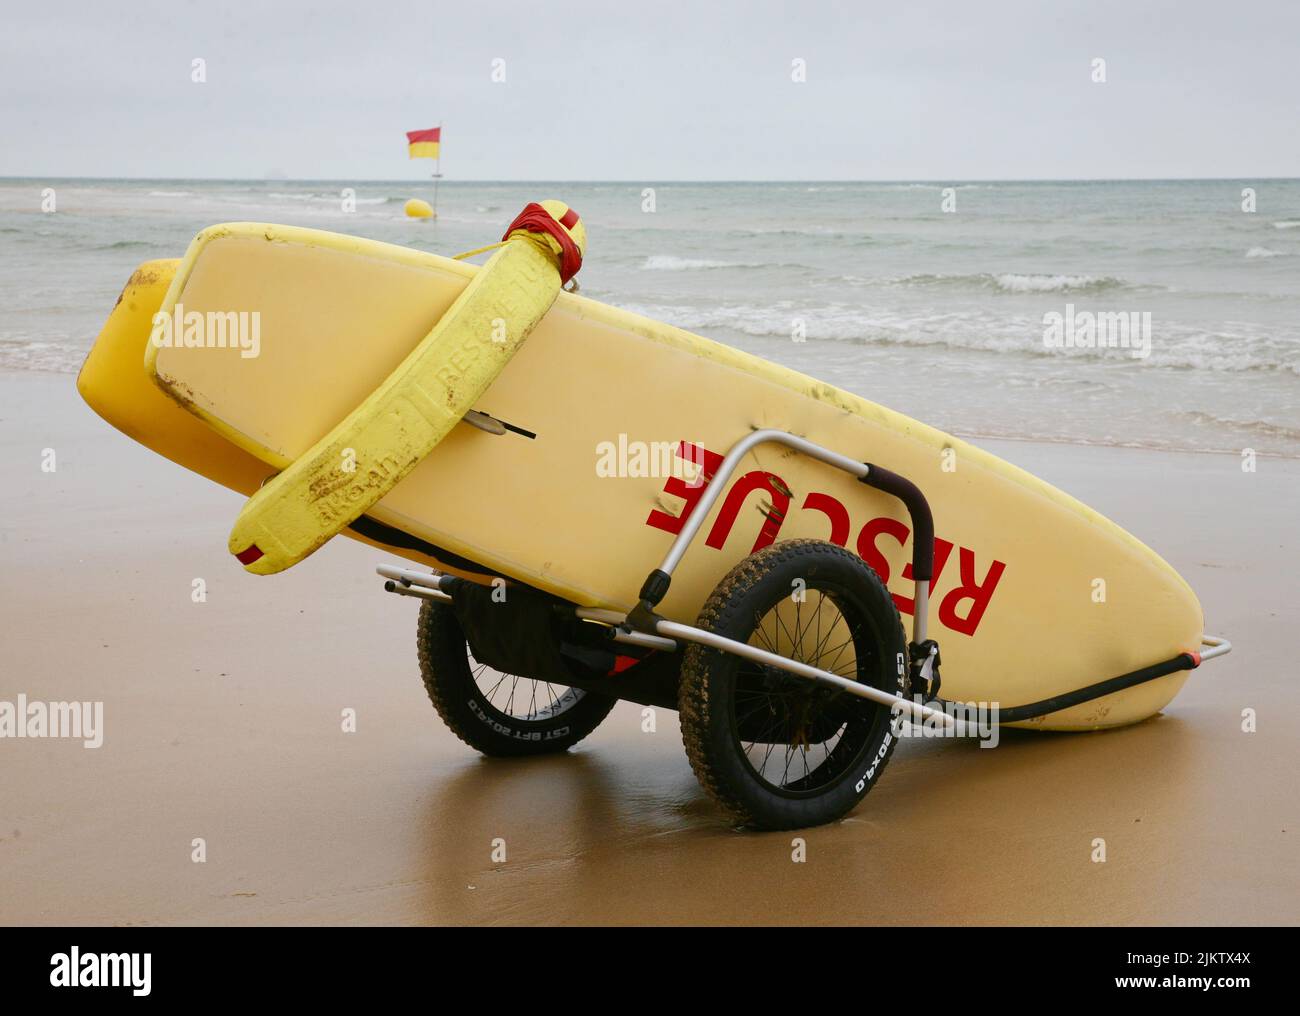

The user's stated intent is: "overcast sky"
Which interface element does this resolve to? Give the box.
[3,0,1297,180]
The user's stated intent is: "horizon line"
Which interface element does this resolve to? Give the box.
[3,175,1299,185]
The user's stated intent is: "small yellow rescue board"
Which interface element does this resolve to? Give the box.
[149,202,585,574]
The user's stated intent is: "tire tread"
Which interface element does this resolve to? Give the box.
[679,539,905,828]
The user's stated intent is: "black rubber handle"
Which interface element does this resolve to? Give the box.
[861,464,936,582]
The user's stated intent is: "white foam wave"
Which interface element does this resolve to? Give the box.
[993,273,1119,293]
[642,256,757,271]
[614,300,1298,374]
[887,272,1130,294]
[260,192,389,205]
[1179,411,1300,441]
[0,337,86,373]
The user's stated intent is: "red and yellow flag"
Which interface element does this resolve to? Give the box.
[406,127,441,160]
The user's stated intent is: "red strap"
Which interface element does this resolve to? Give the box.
[502,203,583,284]
[608,654,639,676]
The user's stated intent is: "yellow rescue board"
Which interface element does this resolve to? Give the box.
[87,231,1204,729]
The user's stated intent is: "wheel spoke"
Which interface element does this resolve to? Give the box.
[466,648,584,723]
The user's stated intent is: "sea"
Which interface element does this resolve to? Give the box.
[1,178,1297,456]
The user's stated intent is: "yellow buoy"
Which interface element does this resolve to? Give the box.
[404,198,435,219]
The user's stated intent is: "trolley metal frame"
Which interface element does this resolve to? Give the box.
[379,427,1230,727]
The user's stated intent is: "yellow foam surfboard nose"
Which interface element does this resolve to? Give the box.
[228,200,584,574]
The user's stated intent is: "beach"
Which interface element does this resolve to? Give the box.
[2,369,1295,926]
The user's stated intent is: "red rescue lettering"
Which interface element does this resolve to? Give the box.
[646,443,1008,637]
[937,547,1006,637]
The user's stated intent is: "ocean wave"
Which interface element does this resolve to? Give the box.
[614,300,1299,374]
[993,273,1128,293]
[733,226,881,243]
[0,337,85,373]
[95,240,152,251]
[857,183,987,191]
[642,255,764,271]
[618,301,1053,354]
[887,272,1133,294]
[1273,220,1300,230]
[1177,411,1300,441]
[1246,246,1286,258]
[263,191,391,205]
[147,190,194,198]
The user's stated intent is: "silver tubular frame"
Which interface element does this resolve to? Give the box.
[375,427,1230,732]
[375,425,956,728]
[654,619,943,721]
[376,559,952,726]
[574,607,680,651]
[385,581,448,603]
[912,586,929,645]
[628,427,951,724]
[646,427,930,646]
[378,564,452,599]
[377,564,679,652]
[655,429,869,575]
[1200,635,1232,662]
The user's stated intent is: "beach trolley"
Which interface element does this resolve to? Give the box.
[78,201,1231,829]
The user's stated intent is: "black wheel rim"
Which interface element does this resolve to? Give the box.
[727,583,889,796]
[467,649,587,727]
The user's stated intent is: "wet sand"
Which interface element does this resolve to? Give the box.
[1,371,1296,925]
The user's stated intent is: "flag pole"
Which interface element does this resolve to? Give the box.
[432,121,442,219]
